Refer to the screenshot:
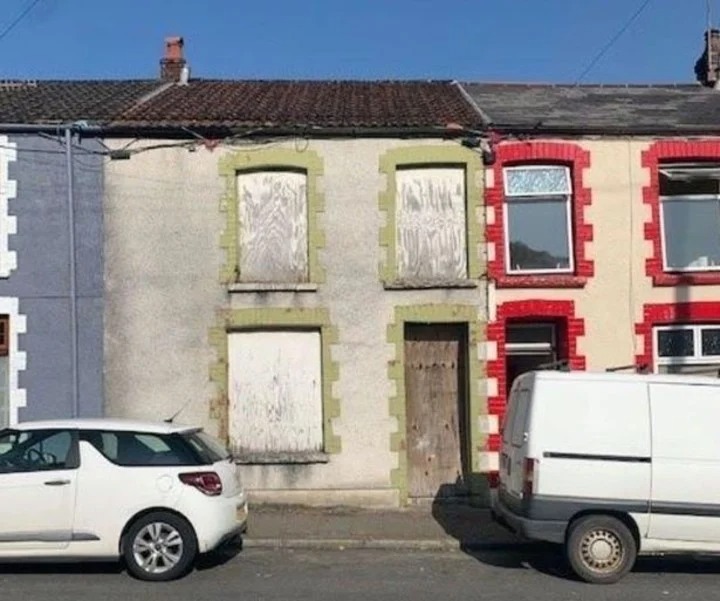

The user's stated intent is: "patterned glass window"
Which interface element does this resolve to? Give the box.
[654,324,720,376]
[503,165,574,274]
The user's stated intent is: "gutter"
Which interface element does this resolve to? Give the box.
[487,123,720,137]
[0,123,103,135]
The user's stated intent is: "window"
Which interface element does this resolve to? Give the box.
[395,166,467,280]
[503,166,573,274]
[237,169,309,283]
[654,324,720,376]
[80,431,200,466]
[0,429,76,473]
[228,330,324,459]
[659,164,720,271]
[505,322,561,390]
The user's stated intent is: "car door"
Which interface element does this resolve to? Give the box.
[0,428,79,550]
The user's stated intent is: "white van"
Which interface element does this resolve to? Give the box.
[492,370,720,584]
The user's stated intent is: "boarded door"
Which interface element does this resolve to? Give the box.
[404,323,468,500]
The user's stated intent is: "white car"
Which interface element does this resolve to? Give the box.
[0,418,248,581]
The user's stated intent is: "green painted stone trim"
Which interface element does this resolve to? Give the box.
[387,304,487,506]
[378,145,484,284]
[219,148,326,285]
[208,307,341,454]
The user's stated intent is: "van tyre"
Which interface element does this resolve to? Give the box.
[566,515,637,584]
[123,511,198,582]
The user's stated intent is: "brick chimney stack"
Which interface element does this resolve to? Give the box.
[160,36,186,82]
[695,29,720,88]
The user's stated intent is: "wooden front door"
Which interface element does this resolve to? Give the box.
[404,323,468,501]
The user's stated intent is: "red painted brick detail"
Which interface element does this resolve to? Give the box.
[635,302,720,369]
[642,141,720,286]
[487,141,594,288]
[484,299,586,486]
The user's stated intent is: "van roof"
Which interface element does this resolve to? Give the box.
[518,370,720,387]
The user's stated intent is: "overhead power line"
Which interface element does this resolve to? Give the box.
[0,0,43,45]
[574,0,654,85]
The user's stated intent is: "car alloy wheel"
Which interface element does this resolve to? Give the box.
[132,522,184,575]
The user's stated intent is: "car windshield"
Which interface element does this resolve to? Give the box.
[181,430,230,464]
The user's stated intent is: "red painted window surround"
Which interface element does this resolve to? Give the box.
[487,141,594,288]
[643,140,720,286]
[635,301,720,369]
[486,300,586,456]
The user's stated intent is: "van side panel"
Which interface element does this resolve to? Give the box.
[649,383,720,542]
[530,379,651,503]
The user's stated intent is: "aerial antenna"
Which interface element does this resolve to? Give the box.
[164,398,194,423]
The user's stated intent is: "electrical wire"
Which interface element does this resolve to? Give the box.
[574,0,654,84]
[0,0,44,45]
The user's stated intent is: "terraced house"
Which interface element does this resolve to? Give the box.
[99,39,493,507]
[460,36,720,476]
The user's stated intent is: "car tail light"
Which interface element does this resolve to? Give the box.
[179,471,223,496]
[522,458,538,497]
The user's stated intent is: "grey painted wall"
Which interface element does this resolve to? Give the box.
[6,134,104,421]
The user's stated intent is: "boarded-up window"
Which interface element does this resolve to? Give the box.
[237,170,309,282]
[228,330,323,457]
[0,316,8,429]
[395,167,467,280]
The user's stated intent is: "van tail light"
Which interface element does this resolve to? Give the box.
[179,471,223,496]
[522,458,538,497]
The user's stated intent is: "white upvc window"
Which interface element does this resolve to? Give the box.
[659,164,720,272]
[653,324,720,376]
[502,165,574,274]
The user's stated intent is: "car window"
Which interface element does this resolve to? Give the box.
[81,430,200,466]
[0,429,77,473]
[181,430,230,464]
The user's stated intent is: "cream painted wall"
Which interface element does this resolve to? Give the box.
[493,138,720,372]
[104,138,487,507]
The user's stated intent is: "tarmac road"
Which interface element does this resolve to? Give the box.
[1,546,719,600]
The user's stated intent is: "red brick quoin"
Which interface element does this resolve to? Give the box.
[487,141,594,288]
[486,300,586,457]
[643,140,720,286]
[635,302,720,369]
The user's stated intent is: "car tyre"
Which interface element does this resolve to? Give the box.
[566,515,637,584]
[123,511,198,582]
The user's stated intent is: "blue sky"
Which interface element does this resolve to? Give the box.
[0,0,714,82]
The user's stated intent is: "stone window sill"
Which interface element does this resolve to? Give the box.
[234,451,330,465]
[229,282,319,293]
[383,279,479,290]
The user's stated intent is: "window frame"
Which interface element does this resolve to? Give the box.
[653,324,720,372]
[502,165,575,276]
[658,164,720,273]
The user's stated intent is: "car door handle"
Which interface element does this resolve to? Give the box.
[44,479,71,486]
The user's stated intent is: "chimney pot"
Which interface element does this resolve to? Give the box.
[696,29,720,88]
[160,36,187,82]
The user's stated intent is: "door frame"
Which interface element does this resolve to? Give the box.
[387,305,486,506]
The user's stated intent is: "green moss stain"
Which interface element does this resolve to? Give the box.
[379,145,484,283]
[219,148,326,285]
[387,304,487,506]
[208,307,341,454]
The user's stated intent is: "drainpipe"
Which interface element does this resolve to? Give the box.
[64,127,79,418]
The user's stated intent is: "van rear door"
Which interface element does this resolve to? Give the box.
[500,383,532,498]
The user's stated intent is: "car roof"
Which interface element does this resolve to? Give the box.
[10,418,200,435]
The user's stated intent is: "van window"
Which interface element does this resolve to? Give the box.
[510,388,531,446]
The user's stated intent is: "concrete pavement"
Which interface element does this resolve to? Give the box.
[242,503,530,551]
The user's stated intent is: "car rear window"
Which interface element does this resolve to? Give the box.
[181,430,231,464]
[80,430,202,467]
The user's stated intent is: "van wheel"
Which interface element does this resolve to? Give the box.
[566,515,637,584]
[123,511,197,581]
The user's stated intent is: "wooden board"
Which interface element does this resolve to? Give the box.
[404,323,468,500]
[228,330,323,456]
[237,170,309,282]
[395,167,467,280]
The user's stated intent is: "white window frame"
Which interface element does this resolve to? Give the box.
[505,322,557,356]
[653,324,720,372]
[502,165,574,275]
[659,164,720,273]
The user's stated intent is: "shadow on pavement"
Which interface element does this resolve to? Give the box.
[0,561,123,575]
[196,535,244,571]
